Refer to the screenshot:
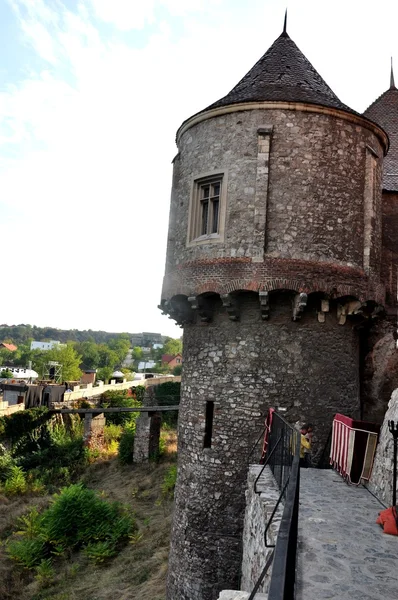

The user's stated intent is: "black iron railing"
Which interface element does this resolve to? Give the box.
[248,411,300,600]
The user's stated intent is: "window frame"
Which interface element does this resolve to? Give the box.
[187,170,228,246]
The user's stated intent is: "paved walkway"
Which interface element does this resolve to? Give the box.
[296,469,398,600]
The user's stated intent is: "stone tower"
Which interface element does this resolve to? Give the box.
[160,24,388,600]
[354,64,398,423]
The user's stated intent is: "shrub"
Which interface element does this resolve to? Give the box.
[154,381,180,427]
[35,558,55,587]
[0,450,16,482]
[4,466,27,495]
[118,428,135,464]
[161,465,177,500]
[104,423,123,444]
[0,408,51,444]
[14,420,87,487]
[7,484,135,570]
[99,390,141,427]
[130,385,145,403]
[7,537,46,568]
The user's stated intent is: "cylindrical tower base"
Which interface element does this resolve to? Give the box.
[167,293,360,600]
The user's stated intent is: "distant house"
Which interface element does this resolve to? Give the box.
[30,340,64,351]
[80,369,97,385]
[162,353,183,370]
[138,361,156,372]
[0,342,17,352]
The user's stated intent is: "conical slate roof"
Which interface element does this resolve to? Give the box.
[364,74,398,192]
[204,30,355,114]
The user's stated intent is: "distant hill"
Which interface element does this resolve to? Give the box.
[0,324,133,345]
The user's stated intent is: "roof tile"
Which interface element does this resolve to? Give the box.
[203,32,356,115]
[364,86,398,192]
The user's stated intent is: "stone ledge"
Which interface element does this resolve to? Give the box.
[218,591,268,600]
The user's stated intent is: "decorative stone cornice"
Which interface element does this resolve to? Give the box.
[221,293,239,321]
[292,293,308,321]
[176,101,389,154]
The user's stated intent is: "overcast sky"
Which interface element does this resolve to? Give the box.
[0,0,396,337]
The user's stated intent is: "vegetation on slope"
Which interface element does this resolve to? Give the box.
[0,429,177,600]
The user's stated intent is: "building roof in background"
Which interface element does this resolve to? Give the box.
[364,70,398,192]
[0,342,18,351]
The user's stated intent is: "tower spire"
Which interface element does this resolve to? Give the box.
[282,9,288,36]
[391,57,396,89]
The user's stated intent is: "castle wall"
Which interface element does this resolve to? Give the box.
[367,388,398,505]
[164,108,383,294]
[167,293,360,600]
[381,191,398,307]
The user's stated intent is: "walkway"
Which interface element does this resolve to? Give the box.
[296,469,398,600]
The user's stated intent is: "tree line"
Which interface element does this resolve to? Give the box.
[0,336,183,382]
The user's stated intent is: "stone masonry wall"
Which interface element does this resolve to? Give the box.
[240,466,283,594]
[164,108,383,294]
[166,294,360,600]
[367,388,398,505]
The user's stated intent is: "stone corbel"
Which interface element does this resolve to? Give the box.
[221,293,239,321]
[259,291,270,320]
[188,296,213,323]
[317,299,330,323]
[337,303,347,325]
[292,293,307,321]
[159,299,193,326]
[337,300,364,325]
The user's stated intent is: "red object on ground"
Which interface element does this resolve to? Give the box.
[376,507,398,536]
[330,413,380,484]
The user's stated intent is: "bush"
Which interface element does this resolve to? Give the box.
[161,465,177,500]
[0,450,16,482]
[154,381,180,427]
[99,390,141,427]
[4,466,27,495]
[0,408,51,444]
[13,418,87,487]
[130,385,145,403]
[118,428,135,464]
[35,558,55,587]
[7,484,135,569]
[104,423,123,444]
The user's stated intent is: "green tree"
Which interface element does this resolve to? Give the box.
[108,338,130,364]
[75,341,100,370]
[132,347,143,361]
[97,366,114,384]
[32,344,82,381]
[163,338,183,357]
[98,345,119,369]
[0,368,14,378]
[0,348,14,367]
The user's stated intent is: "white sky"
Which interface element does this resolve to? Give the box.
[0,0,397,337]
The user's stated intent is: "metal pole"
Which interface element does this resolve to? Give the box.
[388,421,398,506]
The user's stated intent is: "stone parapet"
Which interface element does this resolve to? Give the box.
[218,592,267,600]
[240,466,282,594]
[367,388,398,505]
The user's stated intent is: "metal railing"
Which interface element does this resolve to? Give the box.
[248,411,300,600]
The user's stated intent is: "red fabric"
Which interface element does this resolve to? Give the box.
[376,507,398,536]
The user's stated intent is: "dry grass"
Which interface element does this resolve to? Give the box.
[0,431,177,600]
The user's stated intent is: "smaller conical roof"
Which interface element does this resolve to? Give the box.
[203,30,355,115]
[364,68,398,192]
